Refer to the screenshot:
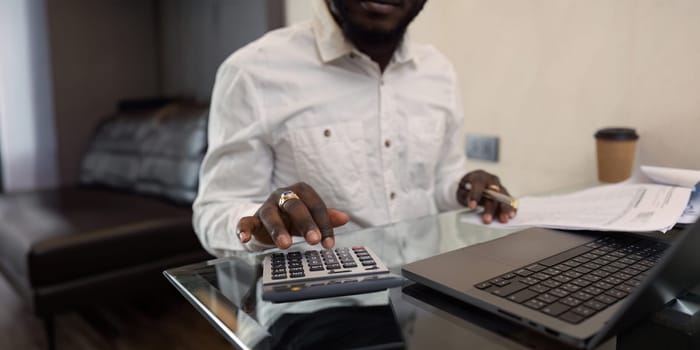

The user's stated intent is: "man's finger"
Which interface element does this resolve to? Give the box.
[293,184,337,249]
[467,182,486,207]
[497,203,510,223]
[481,199,496,224]
[327,208,349,227]
[237,216,256,243]
[495,184,516,222]
[239,215,277,245]
[258,202,293,249]
[279,194,322,245]
[456,184,471,207]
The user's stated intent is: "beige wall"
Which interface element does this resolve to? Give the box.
[286,1,700,196]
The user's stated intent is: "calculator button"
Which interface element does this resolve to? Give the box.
[290,272,305,278]
[264,246,390,293]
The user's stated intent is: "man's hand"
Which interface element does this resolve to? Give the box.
[457,170,517,224]
[236,182,349,249]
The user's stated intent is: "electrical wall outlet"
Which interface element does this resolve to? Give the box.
[466,134,499,162]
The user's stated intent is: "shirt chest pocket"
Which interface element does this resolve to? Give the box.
[404,116,447,185]
[286,121,369,210]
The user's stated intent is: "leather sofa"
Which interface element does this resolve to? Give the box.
[0,104,213,349]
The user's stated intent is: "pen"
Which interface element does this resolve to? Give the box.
[464,183,519,209]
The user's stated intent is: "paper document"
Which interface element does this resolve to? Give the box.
[680,191,700,225]
[640,165,700,189]
[461,184,692,233]
[639,166,700,224]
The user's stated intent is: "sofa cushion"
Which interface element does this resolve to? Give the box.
[79,106,208,205]
[0,188,201,299]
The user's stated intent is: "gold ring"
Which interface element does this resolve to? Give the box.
[278,190,300,209]
[487,184,501,191]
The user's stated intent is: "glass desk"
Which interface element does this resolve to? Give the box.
[165,209,692,350]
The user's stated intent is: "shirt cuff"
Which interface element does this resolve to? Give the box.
[438,178,462,211]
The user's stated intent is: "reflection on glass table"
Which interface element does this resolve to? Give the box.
[165,210,623,350]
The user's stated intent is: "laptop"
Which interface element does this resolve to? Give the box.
[402,220,700,349]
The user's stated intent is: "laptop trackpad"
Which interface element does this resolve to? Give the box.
[468,227,597,268]
[402,228,598,294]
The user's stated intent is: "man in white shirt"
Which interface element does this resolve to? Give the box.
[193,0,516,256]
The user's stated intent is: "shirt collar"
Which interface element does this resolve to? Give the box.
[311,0,416,65]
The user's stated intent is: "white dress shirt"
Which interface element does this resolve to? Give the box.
[193,0,467,255]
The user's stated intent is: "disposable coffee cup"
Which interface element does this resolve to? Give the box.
[594,127,639,183]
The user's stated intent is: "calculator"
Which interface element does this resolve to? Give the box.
[261,246,404,302]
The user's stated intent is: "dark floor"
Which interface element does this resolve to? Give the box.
[0,274,231,350]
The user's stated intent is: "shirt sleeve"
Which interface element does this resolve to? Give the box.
[433,64,467,212]
[193,61,275,255]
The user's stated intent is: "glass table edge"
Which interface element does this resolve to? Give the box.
[163,269,256,350]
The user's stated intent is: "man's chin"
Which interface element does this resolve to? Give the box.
[348,25,405,45]
[330,0,414,46]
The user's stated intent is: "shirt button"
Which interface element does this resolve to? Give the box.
[389,192,396,200]
[384,139,391,148]
[324,129,331,137]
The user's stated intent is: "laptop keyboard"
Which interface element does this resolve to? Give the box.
[474,236,668,324]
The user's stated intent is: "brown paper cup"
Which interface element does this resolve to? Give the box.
[595,128,639,183]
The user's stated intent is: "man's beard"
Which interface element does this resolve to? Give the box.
[344,23,405,46]
[331,0,419,46]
